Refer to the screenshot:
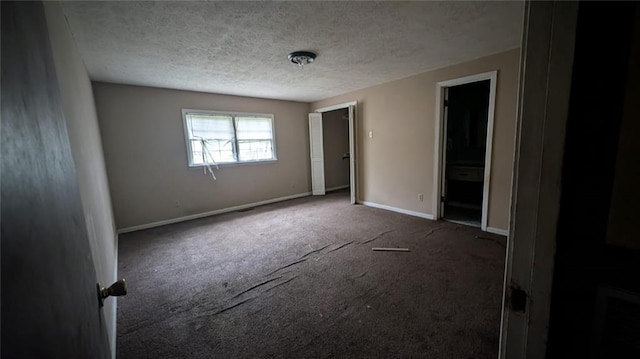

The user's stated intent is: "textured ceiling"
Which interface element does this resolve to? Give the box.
[61,1,523,102]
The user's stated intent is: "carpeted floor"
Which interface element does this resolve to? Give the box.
[117,190,506,358]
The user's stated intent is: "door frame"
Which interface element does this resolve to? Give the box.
[433,71,497,231]
[314,101,358,204]
[499,1,579,358]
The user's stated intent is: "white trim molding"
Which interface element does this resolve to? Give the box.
[181,109,277,168]
[433,70,498,232]
[499,2,579,358]
[117,192,312,234]
[312,101,359,205]
[360,201,434,220]
[487,227,509,236]
[314,101,358,113]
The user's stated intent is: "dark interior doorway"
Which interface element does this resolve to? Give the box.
[322,108,351,198]
[546,2,640,357]
[443,80,491,227]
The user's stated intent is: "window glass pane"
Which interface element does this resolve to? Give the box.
[238,140,273,161]
[186,113,235,163]
[191,139,204,165]
[188,114,234,140]
[189,139,237,164]
[236,116,274,161]
[235,117,273,140]
[184,112,276,165]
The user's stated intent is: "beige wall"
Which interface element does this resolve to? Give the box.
[44,2,118,356]
[93,83,311,230]
[94,49,519,233]
[322,109,350,190]
[312,49,520,231]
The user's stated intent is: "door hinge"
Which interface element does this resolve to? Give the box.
[509,285,528,313]
[444,99,449,107]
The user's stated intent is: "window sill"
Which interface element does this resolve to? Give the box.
[188,159,278,169]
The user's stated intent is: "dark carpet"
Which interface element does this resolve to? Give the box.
[117,190,506,358]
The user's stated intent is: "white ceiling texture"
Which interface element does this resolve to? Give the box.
[61,1,524,103]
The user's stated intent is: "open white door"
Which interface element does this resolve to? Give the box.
[348,105,356,204]
[309,113,325,195]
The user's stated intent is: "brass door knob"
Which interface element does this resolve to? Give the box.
[97,279,127,307]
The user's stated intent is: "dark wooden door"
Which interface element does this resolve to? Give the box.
[1,1,110,357]
[546,2,640,358]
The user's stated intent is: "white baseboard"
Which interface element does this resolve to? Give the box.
[360,200,434,220]
[326,185,350,192]
[486,227,509,236]
[117,192,312,234]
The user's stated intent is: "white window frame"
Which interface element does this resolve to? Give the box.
[182,109,277,167]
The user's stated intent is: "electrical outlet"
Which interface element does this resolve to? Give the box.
[418,193,424,202]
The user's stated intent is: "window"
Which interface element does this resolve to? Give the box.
[182,110,276,166]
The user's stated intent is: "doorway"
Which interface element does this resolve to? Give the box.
[322,108,351,197]
[310,102,357,204]
[433,72,497,231]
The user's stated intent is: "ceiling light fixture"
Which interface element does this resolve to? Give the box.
[288,51,316,69]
